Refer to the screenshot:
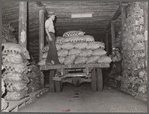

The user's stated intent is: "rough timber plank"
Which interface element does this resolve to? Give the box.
[18,2,27,48]
[5,88,49,112]
[40,63,110,70]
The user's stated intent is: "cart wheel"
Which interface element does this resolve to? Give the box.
[49,70,56,92]
[54,70,62,93]
[96,68,103,91]
[91,68,96,92]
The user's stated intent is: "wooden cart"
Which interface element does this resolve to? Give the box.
[40,63,110,93]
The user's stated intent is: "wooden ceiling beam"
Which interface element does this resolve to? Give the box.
[106,2,128,31]
[105,2,122,31]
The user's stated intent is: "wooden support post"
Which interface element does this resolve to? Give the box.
[106,3,122,31]
[49,70,55,92]
[111,20,115,54]
[143,2,148,69]
[39,8,45,61]
[121,4,127,49]
[18,2,27,48]
[106,32,109,55]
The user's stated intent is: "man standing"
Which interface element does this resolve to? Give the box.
[45,13,60,65]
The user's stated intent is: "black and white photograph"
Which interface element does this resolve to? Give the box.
[1,0,148,112]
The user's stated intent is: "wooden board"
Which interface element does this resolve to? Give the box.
[40,63,110,70]
[6,88,48,112]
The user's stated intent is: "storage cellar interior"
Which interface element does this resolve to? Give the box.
[1,0,148,112]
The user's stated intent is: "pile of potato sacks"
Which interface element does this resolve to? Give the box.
[38,31,112,65]
[27,64,44,93]
[121,2,147,95]
[1,78,8,111]
[2,43,30,101]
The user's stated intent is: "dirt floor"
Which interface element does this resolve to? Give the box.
[18,83,147,112]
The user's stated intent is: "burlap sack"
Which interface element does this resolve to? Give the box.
[1,78,5,95]
[42,52,48,59]
[74,56,88,64]
[138,85,147,94]
[56,37,65,44]
[38,59,46,65]
[78,36,86,42]
[64,55,76,65]
[57,49,68,57]
[5,90,27,101]
[133,42,145,51]
[1,98,8,111]
[6,81,28,92]
[68,49,81,56]
[63,37,71,43]
[56,43,62,50]
[61,42,74,50]
[63,31,85,37]
[2,63,28,73]
[79,49,93,57]
[63,36,83,43]
[42,45,49,53]
[74,42,88,49]
[27,80,42,93]
[3,72,28,82]
[2,53,23,64]
[27,72,37,79]
[86,56,100,64]
[98,56,112,63]
[86,42,105,49]
[2,43,30,59]
[27,83,38,93]
[92,49,107,56]
[81,35,95,42]
[58,57,65,64]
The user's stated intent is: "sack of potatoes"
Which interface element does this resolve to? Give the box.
[4,90,27,101]
[1,98,8,111]
[64,55,76,65]
[68,49,81,56]
[79,49,93,57]
[75,56,88,64]
[58,57,65,64]
[74,42,88,49]
[38,59,46,65]
[57,49,69,57]
[5,81,28,92]
[86,56,100,64]
[92,49,107,56]
[63,30,85,37]
[98,56,112,63]
[86,42,105,50]
[61,42,74,50]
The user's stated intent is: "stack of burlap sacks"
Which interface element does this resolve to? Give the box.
[2,24,17,43]
[1,78,8,111]
[121,2,147,95]
[38,31,112,65]
[2,43,30,101]
[27,64,44,93]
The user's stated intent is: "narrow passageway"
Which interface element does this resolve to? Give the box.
[18,83,147,112]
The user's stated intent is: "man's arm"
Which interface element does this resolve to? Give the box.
[45,28,52,41]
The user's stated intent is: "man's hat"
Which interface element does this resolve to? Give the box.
[48,12,55,17]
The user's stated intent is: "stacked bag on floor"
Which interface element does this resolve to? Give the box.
[2,43,30,101]
[1,78,8,111]
[27,64,44,93]
[38,31,112,65]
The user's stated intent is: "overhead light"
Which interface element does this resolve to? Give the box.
[71,13,93,18]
